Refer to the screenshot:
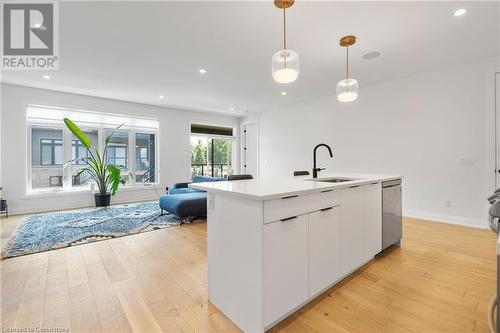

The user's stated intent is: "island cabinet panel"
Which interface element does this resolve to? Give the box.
[263,214,309,327]
[339,186,370,276]
[263,190,339,223]
[199,178,392,333]
[308,206,341,297]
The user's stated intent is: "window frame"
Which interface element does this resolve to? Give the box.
[72,139,90,165]
[26,108,160,195]
[107,142,129,169]
[70,128,99,188]
[134,132,157,184]
[190,132,236,179]
[40,137,63,166]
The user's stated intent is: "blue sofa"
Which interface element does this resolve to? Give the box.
[168,175,225,195]
[160,176,225,218]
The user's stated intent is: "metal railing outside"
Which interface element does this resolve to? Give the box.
[191,163,232,178]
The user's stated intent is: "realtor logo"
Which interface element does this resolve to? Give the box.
[1,1,59,70]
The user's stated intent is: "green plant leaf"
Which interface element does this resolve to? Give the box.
[74,168,89,178]
[106,164,122,195]
[105,123,125,145]
[64,118,91,149]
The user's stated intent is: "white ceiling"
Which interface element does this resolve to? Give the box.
[1,1,499,116]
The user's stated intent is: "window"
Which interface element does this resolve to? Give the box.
[211,138,233,178]
[31,127,63,189]
[135,132,156,183]
[105,130,129,183]
[107,144,128,168]
[27,105,159,193]
[190,124,234,179]
[72,140,88,164]
[72,130,98,187]
[40,138,63,165]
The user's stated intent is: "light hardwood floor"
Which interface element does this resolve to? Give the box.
[1,215,496,333]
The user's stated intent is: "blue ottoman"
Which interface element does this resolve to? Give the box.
[159,192,207,218]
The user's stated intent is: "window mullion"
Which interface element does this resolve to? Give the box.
[62,127,72,189]
[98,128,105,155]
[129,131,136,185]
[211,138,214,177]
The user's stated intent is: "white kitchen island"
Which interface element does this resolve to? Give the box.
[190,174,402,333]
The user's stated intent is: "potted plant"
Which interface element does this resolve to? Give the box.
[64,118,124,207]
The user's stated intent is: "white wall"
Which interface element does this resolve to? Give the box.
[1,83,240,215]
[247,57,500,228]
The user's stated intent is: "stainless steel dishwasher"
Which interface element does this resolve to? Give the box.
[382,179,402,250]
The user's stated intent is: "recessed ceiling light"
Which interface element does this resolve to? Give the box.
[158,95,164,99]
[281,91,287,96]
[199,68,207,74]
[229,107,235,111]
[454,8,466,17]
[42,74,50,79]
[363,51,381,60]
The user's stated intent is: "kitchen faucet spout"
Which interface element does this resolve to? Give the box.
[313,144,334,178]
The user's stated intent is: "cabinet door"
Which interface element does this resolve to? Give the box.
[340,186,367,276]
[263,215,309,326]
[364,183,382,258]
[309,206,341,297]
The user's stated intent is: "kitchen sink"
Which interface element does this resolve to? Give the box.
[305,177,359,183]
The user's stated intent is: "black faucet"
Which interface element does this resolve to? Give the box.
[313,144,333,178]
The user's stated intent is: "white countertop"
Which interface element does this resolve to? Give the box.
[189,173,403,200]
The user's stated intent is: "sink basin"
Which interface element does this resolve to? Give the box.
[305,177,358,183]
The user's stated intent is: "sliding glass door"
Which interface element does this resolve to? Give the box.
[191,136,233,179]
[211,138,233,178]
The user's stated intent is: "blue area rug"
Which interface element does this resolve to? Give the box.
[2,202,192,259]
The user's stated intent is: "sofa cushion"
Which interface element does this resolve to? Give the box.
[159,192,207,218]
[192,176,225,183]
[169,187,203,195]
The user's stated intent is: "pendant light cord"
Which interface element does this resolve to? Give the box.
[346,46,349,79]
[283,6,287,50]
[283,4,288,68]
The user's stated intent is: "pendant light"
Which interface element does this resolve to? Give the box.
[272,0,299,84]
[337,35,359,102]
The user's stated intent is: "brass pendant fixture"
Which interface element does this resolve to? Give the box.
[271,0,299,84]
[337,35,359,102]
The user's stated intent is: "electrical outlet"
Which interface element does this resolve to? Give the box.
[460,158,475,166]
[444,200,451,208]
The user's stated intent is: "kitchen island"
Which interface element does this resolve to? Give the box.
[190,174,403,333]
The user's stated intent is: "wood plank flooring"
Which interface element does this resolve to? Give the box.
[1,215,496,332]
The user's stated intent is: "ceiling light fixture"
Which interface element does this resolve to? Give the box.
[159,95,164,99]
[337,35,359,103]
[362,51,381,60]
[281,91,287,96]
[454,8,466,17]
[229,107,235,111]
[42,74,50,79]
[199,68,207,74]
[272,0,299,84]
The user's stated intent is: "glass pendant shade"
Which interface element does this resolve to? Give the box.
[272,49,299,84]
[336,78,359,102]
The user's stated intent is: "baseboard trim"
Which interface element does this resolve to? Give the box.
[403,210,488,230]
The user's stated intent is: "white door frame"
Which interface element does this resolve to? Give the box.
[495,71,500,189]
[240,119,260,179]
